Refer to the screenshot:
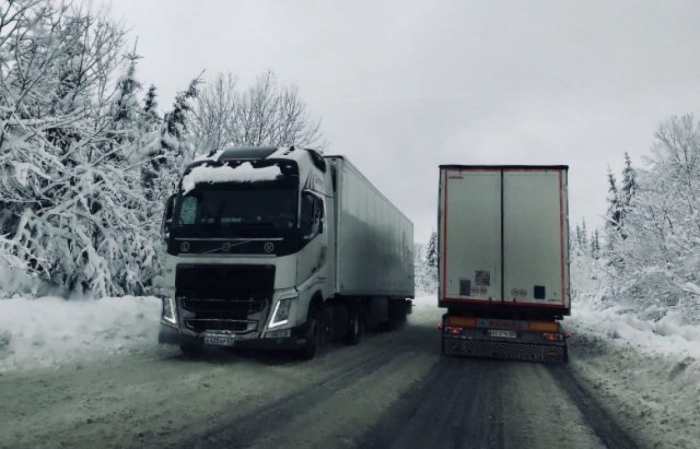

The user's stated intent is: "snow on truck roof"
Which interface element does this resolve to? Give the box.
[181,163,282,195]
[181,146,325,194]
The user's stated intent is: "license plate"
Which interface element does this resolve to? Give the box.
[203,334,236,347]
[489,329,517,339]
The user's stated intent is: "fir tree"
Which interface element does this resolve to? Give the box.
[621,152,636,208]
[574,224,582,253]
[605,169,622,249]
[142,77,201,196]
[426,231,438,270]
[143,85,161,126]
[591,229,600,260]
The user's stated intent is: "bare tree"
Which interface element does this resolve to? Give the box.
[190,71,324,153]
[189,72,238,153]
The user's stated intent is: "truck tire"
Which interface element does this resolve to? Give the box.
[380,300,403,332]
[345,302,362,345]
[180,342,204,358]
[298,305,322,360]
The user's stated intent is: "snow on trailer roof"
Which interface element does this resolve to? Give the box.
[181,162,282,195]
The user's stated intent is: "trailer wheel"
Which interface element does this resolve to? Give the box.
[345,302,363,345]
[298,305,322,360]
[380,300,405,332]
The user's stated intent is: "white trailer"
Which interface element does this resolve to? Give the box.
[330,156,414,299]
[438,165,570,363]
[158,147,414,359]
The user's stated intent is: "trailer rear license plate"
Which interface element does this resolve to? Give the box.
[489,329,517,339]
[204,333,236,347]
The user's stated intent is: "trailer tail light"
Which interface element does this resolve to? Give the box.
[446,316,477,328]
[543,332,564,341]
[528,321,559,332]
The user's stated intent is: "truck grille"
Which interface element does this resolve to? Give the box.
[183,319,254,333]
[176,264,275,333]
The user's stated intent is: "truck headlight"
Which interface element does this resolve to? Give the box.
[161,296,177,325]
[268,294,297,329]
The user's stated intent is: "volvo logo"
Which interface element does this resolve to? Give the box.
[222,242,231,252]
[180,242,190,252]
[264,242,275,253]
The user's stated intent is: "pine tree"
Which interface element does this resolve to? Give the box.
[426,231,438,269]
[619,153,636,240]
[581,218,589,249]
[621,152,636,207]
[108,52,143,162]
[424,232,439,291]
[143,85,161,126]
[591,229,600,260]
[605,169,622,248]
[142,77,201,197]
[574,224,582,253]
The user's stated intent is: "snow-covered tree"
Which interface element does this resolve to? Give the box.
[591,229,600,260]
[0,3,157,296]
[422,231,438,290]
[426,231,438,270]
[142,77,201,199]
[598,115,700,323]
[621,152,636,211]
[605,170,622,254]
[143,85,161,127]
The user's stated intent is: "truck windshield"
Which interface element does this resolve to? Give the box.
[172,187,297,236]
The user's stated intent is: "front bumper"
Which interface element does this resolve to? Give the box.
[158,322,307,351]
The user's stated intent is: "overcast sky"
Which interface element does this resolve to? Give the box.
[105,0,700,243]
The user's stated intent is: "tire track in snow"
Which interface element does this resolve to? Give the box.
[549,366,639,449]
[359,357,505,449]
[183,344,403,448]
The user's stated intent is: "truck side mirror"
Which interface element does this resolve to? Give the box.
[161,194,176,238]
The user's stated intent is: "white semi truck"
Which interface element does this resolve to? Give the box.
[158,146,414,359]
[438,165,570,363]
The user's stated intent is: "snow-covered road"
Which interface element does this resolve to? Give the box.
[0,296,697,448]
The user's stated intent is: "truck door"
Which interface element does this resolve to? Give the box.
[439,169,502,303]
[502,170,567,307]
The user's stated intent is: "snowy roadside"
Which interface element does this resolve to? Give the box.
[0,296,163,374]
[566,301,700,449]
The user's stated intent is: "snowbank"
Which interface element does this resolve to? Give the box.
[0,296,161,373]
[181,162,282,194]
[567,301,700,449]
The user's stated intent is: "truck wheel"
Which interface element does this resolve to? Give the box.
[345,303,362,345]
[380,300,402,332]
[180,342,204,358]
[298,306,321,360]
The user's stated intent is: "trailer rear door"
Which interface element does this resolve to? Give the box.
[440,169,502,303]
[503,170,568,307]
